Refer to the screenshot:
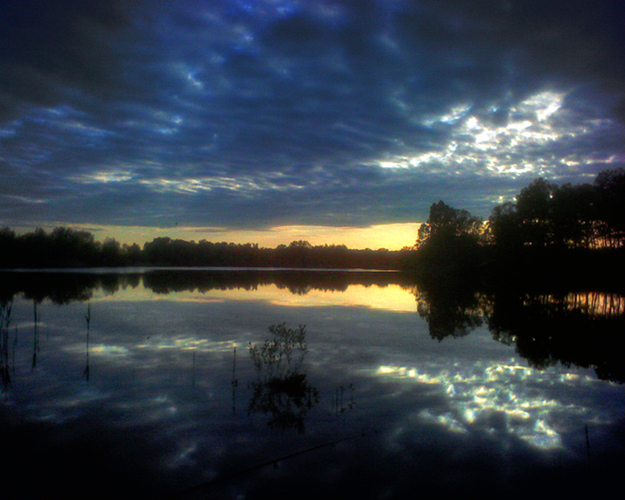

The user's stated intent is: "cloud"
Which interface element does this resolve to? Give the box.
[0,0,134,118]
[1,0,625,235]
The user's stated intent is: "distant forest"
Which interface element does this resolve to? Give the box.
[0,228,411,270]
[2,167,624,273]
[414,167,625,286]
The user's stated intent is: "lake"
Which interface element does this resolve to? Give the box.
[1,269,624,499]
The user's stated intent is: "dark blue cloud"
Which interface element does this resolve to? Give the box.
[1,0,625,235]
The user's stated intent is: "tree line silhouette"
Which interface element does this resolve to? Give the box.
[3,167,623,275]
[414,167,625,286]
[0,227,411,270]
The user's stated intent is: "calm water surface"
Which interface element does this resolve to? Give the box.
[1,269,624,499]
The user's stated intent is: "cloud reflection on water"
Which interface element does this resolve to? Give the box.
[374,359,604,450]
[1,270,624,498]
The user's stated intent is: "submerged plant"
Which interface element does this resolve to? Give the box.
[249,322,308,379]
[248,323,319,433]
[1,301,12,394]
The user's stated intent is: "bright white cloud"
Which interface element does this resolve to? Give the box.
[70,169,134,184]
[2,1,625,233]
[138,175,304,195]
[374,90,606,180]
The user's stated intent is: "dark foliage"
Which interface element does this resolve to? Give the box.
[487,168,625,250]
[414,274,625,383]
[0,227,414,270]
[413,200,484,279]
[414,168,625,285]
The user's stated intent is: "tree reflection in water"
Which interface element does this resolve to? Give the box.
[415,280,485,341]
[487,289,625,381]
[248,323,319,433]
[415,277,625,383]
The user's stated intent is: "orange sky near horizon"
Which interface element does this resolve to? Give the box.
[20,222,422,251]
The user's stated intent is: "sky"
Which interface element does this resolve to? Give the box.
[2,0,625,249]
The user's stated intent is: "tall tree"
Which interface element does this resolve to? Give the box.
[415,201,484,276]
[515,178,558,247]
[417,200,483,248]
[551,182,596,248]
[487,202,521,248]
[594,167,625,247]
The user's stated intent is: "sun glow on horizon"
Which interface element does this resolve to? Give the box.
[18,222,421,251]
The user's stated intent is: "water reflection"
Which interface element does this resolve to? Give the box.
[2,268,624,385]
[0,302,11,395]
[82,304,91,381]
[415,281,485,340]
[376,359,594,450]
[487,289,625,382]
[414,278,625,383]
[248,323,319,433]
[0,269,624,498]
[31,301,41,372]
[0,268,412,305]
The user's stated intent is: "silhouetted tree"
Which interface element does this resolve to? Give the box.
[487,169,625,252]
[415,201,484,276]
[289,240,313,249]
[100,238,123,266]
[594,167,625,247]
[551,182,597,248]
[142,237,174,265]
[417,201,483,248]
[487,202,521,248]
[515,178,558,247]
[0,225,412,270]
[0,227,17,266]
[123,243,143,266]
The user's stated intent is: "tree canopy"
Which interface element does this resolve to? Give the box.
[417,200,483,248]
[488,168,625,249]
[414,168,625,281]
[414,200,484,276]
[0,228,411,270]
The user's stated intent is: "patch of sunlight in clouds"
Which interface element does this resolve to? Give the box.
[376,90,610,178]
[70,168,135,184]
[69,168,306,195]
[376,359,603,450]
[122,167,311,196]
[138,175,300,195]
[3,194,46,204]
